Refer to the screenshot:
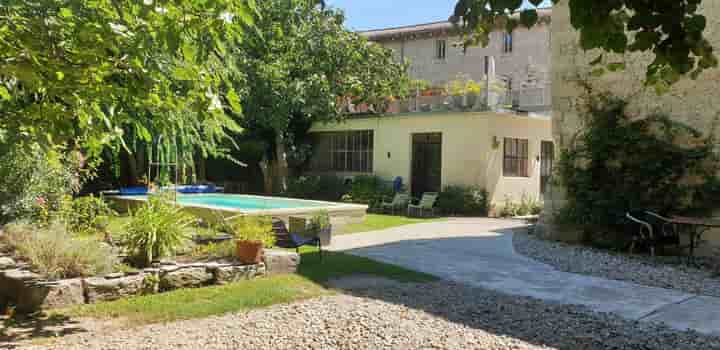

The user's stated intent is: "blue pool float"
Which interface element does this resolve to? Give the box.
[119,186,149,195]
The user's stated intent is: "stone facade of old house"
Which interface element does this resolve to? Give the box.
[541,1,720,254]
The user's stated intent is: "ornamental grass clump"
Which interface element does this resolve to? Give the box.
[3,221,116,280]
[123,195,194,267]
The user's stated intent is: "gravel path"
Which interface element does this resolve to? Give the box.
[15,279,720,350]
[513,231,720,298]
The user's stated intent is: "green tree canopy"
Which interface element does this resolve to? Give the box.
[0,0,254,158]
[451,0,718,92]
[236,0,409,191]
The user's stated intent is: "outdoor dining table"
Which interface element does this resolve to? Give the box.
[668,216,720,261]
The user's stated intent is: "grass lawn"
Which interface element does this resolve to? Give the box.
[62,247,436,325]
[337,214,445,235]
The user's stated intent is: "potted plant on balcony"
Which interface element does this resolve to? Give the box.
[446,76,483,110]
[309,211,332,246]
[233,217,276,264]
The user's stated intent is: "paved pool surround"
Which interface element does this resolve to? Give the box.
[108,194,368,228]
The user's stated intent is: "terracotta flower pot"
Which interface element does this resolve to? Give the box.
[235,240,264,264]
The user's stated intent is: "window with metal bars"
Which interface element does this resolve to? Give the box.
[312,130,373,173]
[503,138,529,177]
[435,39,446,60]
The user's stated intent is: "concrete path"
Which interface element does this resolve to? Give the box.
[328,218,720,336]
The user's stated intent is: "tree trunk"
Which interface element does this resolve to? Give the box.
[260,154,273,195]
[274,133,289,194]
[195,153,207,183]
[119,149,140,186]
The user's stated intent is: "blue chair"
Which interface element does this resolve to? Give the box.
[272,219,323,261]
[392,176,404,193]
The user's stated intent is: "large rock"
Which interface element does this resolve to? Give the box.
[0,269,42,312]
[0,269,40,298]
[0,256,16,270]
[212,263,266,285]
[85,274,150,303]
[16,278,85,312]
[263,250,300,275]
[160,266,213,291]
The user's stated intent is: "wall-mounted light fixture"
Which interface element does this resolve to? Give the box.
[387,152,391,159]
[492,136,501,150]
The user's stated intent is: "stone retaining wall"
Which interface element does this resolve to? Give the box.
[0,249,299,313]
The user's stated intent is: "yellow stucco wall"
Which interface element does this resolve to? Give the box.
[309,111,552,207]
[549,1,720,253]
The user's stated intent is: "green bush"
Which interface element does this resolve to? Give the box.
[0,144,86,223]
[59,195,115,236]
[557,96,720,242]
[498,194,542,218]
[229,216,275,247]
[3,221,116,279]
[123,195,194,267]
[343,175,393,209]
[191,241,236,260]
[436,185,489,216]
[498,196,520,218]
[285,175,347,201]
[309,211,331,232]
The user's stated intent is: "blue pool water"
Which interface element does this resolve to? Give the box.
[176,194,332,211]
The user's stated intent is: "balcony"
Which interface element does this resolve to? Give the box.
[341,85,551,117]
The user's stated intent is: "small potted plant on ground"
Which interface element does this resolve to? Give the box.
[232,217,275,264]
[309,211,332,246]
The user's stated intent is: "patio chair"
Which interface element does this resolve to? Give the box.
[408,192,439,218]
[625,211,680,256]
[644,211,681,255]
[272,218,323,261]
[380,193,410,215]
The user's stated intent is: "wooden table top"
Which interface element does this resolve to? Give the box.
[670,216,720,227]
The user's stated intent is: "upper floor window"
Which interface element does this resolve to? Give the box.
[503,32,513,53]
[435,39,447,60]
[503,138,529,177]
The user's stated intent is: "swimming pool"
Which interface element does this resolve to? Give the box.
[109,193,367,226]
[177,194,332,211]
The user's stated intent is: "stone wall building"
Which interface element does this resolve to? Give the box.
[542,1,720,254]
[360,9,552,110]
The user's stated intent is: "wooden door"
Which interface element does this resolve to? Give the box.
[411,133,442,198]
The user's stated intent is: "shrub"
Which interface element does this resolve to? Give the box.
[285,175,347,201]
[229,216,275,247]
[344,175,393,209]
[123,195,194,267]
[557,95,720,243]
[498,196,520,218]
[309,211,331,232]
[3,221,116,279]
[58,195,115,236]
[191,241,236,260]
[517,193,542,216]
[436,185,489,216]
[0,145,86,223]
[498,194,542,218]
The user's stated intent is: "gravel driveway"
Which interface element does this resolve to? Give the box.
[15,279,720,350]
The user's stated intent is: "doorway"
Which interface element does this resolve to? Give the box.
[540,140,554,195]
[411,133,442,198]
